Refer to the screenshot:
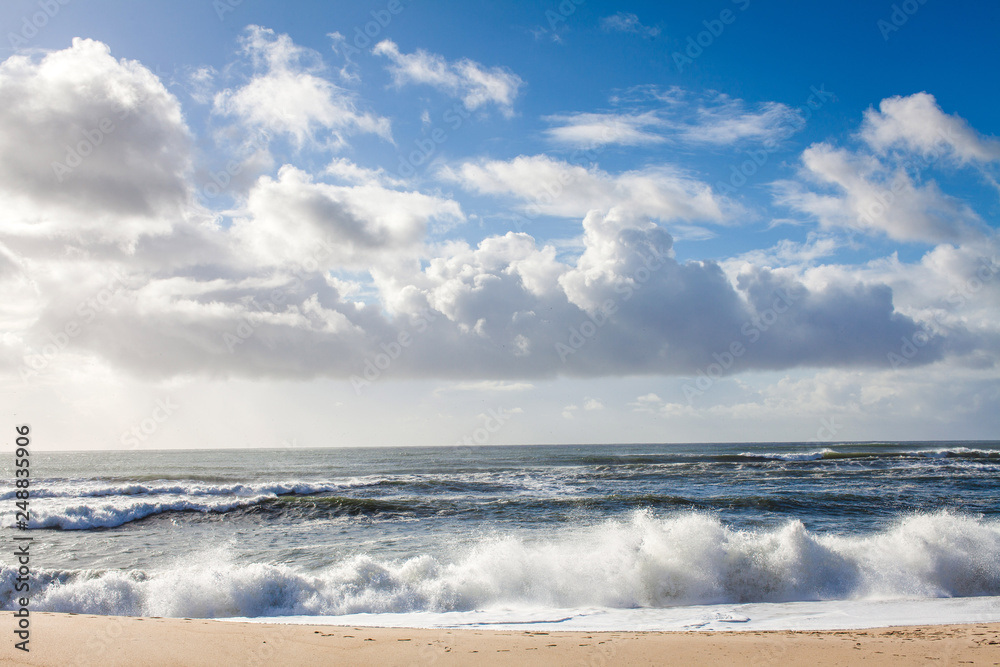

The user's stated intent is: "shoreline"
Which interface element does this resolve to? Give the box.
[220,596,1000,633]
[3,612,999,666]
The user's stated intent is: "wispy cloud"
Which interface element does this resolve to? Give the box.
[435,381,536,395]
[543,111,665,147]
[601,12,660,37]
[373,39,523,117]
[675,97,804,145]
[441,154,733,224]
[543,89,804,149]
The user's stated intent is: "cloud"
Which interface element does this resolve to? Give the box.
[629,393,663,413]
[601,12,660,37]
[645,363,1000,441]
[774,142,985,244]
[441,154,732,224]
[543,90,804,149]
[324,157,405,187]
[860,92,1000,164]
[676,97,803,145]
[544,111,666,147]
[0,42,987,393]
[362,210,941,381]
[772,93,1000,245]
[726,233,841,269]
[231,164,464,270]
[187,66,217,104]
[327,31,361,83]
[373,39,523,116]
[0,38,192,247]
[3,201,954,385]
[802,240,1000,355]
[214,26,391,149]
[435,380,535,394]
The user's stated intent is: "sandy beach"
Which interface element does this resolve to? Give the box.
[1,612,998,666]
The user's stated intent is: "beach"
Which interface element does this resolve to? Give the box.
[3,612,999,666]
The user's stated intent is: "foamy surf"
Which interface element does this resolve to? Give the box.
[4,443,999,631]
[228,596,1000,632]
[6,511,1000,621]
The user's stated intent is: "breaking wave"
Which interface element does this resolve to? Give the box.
[4,510,998,618]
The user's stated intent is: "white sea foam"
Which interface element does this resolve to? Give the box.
[918,447,1000,458]
[740,449,834,461]
[0,480,354,529]
[4,510,999,620]
[235,596,1000,632]
[0,480,340,502]
[736,447,1000,462]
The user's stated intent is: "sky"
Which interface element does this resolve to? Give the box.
[2,0,999,450]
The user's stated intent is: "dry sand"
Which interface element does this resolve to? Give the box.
[2,612,999,666]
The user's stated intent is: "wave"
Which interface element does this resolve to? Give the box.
[583,446,1000,465]
[13,488,910,531]
[734,449,834,462]
[0,480,357,503]
[15,480,992,530]
[14,493,428,530]
[25,496,277,530]
[733,447,1000,462]
[3,510,998,618]
[0,473,552,507]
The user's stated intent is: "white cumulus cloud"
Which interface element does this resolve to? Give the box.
[214,26,391,150]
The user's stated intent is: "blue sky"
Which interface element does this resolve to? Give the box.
[2,0,999,449]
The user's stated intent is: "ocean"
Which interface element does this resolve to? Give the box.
[3,442,1000,631]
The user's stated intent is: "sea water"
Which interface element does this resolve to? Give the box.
[2,442,999,630]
